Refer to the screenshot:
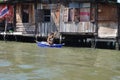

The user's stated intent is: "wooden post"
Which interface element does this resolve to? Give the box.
[116,3,120,50]
[3,2,9,42]
[13,4,17,41]
[4,19,7,42]
[59,3,62,44]
[91,37,96,48]
[91,2,98,48]
[13,4,16,32]
[118,3,120,50]
[34,0,38,41]
[59,34,62,44]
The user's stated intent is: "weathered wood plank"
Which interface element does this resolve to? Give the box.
[98,22,117,38]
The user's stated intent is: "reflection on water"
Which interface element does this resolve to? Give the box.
[0,41,120,80]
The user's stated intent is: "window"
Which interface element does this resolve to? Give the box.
[43,9,51,22]
[21,5,29,23]
[68,8,74,22]
[63,3,91,22]
[68,2,80,22]
[37,9,51,22]
[68,8,80,22]
[80,3,90,22]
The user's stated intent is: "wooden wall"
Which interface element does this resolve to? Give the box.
[16,3,35,35]
[14,2,119,39]
[60,3,96,34]
[98,22,117,38]
[37,4,60,37]
[97,4,118,38]
[59,2,119,39]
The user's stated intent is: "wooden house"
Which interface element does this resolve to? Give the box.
[58,0,120,49]
[15,0,35,36]
[59,0,96,45]
[95,1,119,49]
[0,0,119,49]
[35,0,61,37]
[0,0,36,37]
[0,0,60,37]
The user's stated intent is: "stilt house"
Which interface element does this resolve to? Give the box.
[0,0,119,49]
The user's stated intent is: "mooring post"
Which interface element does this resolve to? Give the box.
[91,36,96,48]
[4,19,7,42]
[116,3,120,50]
[115,37,119,50]
[59,34,62,44]
[34,0,38,42]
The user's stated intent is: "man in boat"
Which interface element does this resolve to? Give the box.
[47,32,56,45]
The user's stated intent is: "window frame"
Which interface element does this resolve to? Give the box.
[63,2,92,23]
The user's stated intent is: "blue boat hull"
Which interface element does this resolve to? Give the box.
[37,42,63,48]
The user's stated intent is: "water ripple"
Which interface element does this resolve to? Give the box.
[0,59,12,67]
[112,76,120,80]
[17,64,34,69]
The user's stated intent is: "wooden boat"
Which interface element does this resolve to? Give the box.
[37,41,64,48]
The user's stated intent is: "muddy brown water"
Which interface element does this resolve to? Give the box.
[0,41,120,80]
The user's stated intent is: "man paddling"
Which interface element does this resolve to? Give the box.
[47,32,56,45]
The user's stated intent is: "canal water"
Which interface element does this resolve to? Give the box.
[0,41,120,80]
